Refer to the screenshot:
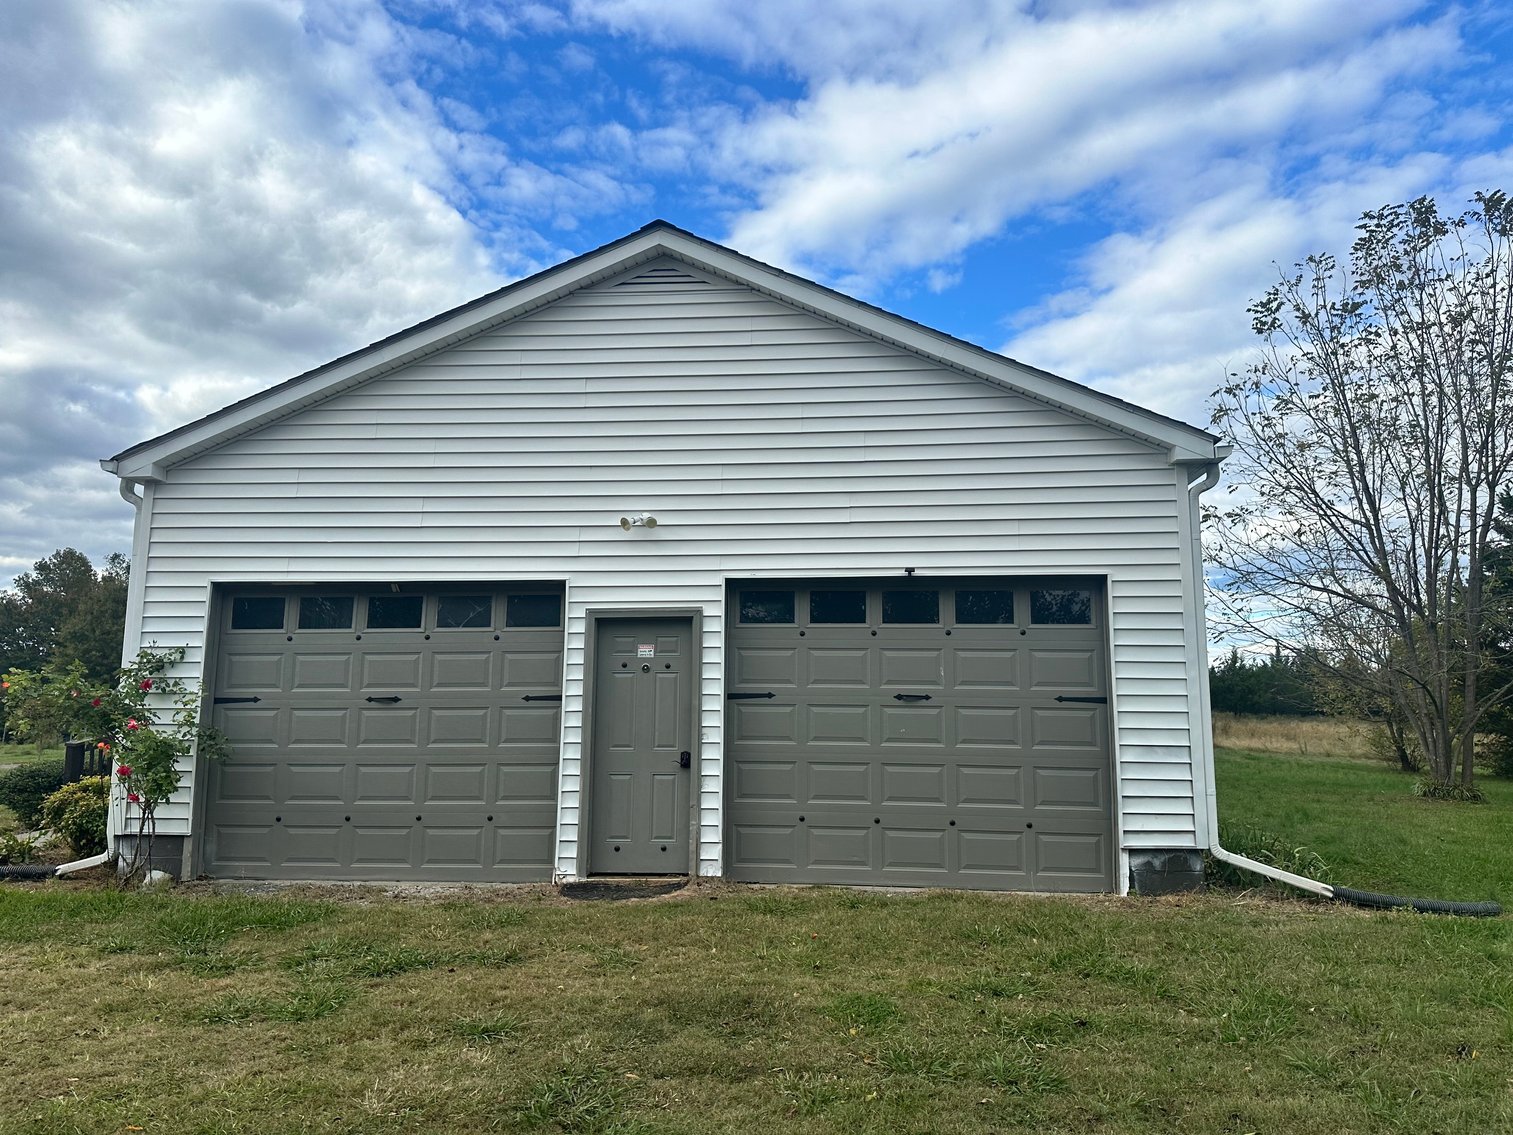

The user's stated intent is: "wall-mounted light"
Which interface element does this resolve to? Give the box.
[619,513,658,530]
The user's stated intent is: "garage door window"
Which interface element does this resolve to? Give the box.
[230,597,285,631]
[506,593,562,628]
[297,596,354,630]
[1031,588,1093,624]
[809,590,866,623]
[367,595,424,628]
[882,590,939,624]
[739,591,795,624]
[955,589,1015,624]
[437,595,493,629]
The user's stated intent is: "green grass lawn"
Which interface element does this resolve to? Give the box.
[0,884,1509,1135]
[1214,746,1513,905]
[0,749,1509,1134]
[0,741,63,770]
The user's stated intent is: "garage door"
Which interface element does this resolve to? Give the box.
[203,586,563,881]
[725,579,1114,892]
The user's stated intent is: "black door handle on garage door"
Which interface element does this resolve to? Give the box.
[365,696,403,704]
[892,693,933,702]
[1054,696,1107,703]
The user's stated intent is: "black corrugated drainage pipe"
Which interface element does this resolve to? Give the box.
[1208,846,1502,917]
[0,850,115,882]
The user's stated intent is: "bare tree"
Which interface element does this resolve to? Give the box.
[1210,192,1513,793]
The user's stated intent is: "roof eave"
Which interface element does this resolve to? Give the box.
[107,220,1222,478]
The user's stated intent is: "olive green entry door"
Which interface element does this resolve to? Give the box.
[589,618,695,874]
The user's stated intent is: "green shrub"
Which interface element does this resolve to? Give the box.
[0,760,68,828]
[1484,734,1513,780]
[40,776,108,857]
[0,831,39,865]
[1412,778,1486,802]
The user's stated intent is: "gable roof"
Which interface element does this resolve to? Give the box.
[102,220,1222,480]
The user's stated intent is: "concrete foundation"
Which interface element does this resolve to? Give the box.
[1128,849,1205,895]
[115,834,188,880]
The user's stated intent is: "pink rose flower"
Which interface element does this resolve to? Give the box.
[116,765,132,778]
[126,719,140,731]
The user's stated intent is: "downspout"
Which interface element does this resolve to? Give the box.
[0,481,141,883]
[1186,465,1499,917]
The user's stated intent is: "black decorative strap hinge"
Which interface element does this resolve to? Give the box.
[365,695,403,704]
[521,694,563,702]
[727,691,777,700]
[213,696,262,705]
[893,693,933,702]
[1054,696,1108,704]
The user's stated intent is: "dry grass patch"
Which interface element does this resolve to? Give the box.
[1213,712,1371,758]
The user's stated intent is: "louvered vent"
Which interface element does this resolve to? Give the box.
[615,265,704,287]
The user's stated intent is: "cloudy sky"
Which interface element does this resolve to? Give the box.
[3,0,1511,588]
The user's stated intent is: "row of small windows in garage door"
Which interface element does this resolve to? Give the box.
[228,592,563,633]
[737,587,1095,627]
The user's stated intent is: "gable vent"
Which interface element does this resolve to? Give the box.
[615,265,705,287]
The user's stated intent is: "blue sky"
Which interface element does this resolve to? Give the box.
[3,0,1512,588]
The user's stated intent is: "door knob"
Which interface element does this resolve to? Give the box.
[678,751,691,768]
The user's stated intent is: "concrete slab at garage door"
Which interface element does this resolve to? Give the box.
[203,586,563,881]
[725,580,1114,892]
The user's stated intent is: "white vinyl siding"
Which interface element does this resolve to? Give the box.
[128,261,1199,866]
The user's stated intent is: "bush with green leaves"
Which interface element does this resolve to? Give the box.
[1485,734,1513,780]
[40,775,108,857]
[0,760,68,828]
[0,831,39,864]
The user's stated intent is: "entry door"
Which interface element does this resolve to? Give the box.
[589,618,694,873]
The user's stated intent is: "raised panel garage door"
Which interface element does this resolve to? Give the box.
[202,586,563,881]
[725,580,1114,892]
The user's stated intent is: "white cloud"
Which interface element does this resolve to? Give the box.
[0,0,644,585]
[716,1,1451,283]
[1002,151,1513,428]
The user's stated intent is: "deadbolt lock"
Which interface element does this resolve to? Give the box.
[678,751,692,768]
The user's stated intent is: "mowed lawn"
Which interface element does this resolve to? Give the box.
[0,741,1506,1134]
[0,742,64,771]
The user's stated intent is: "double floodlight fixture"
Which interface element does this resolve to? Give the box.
[619,513,658,530]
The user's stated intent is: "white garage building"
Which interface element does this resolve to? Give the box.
[102,222,1226,894]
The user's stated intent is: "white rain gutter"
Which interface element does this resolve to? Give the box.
[101,478,150,861]
[53,850,115,876]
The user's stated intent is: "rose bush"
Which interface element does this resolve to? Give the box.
[2,646,225,880]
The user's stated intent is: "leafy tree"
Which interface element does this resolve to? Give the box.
[56,553,129,682]
[1210,192,1513,794]
[0,549,128,683]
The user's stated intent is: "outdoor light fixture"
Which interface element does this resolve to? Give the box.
[619,513,658,530]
